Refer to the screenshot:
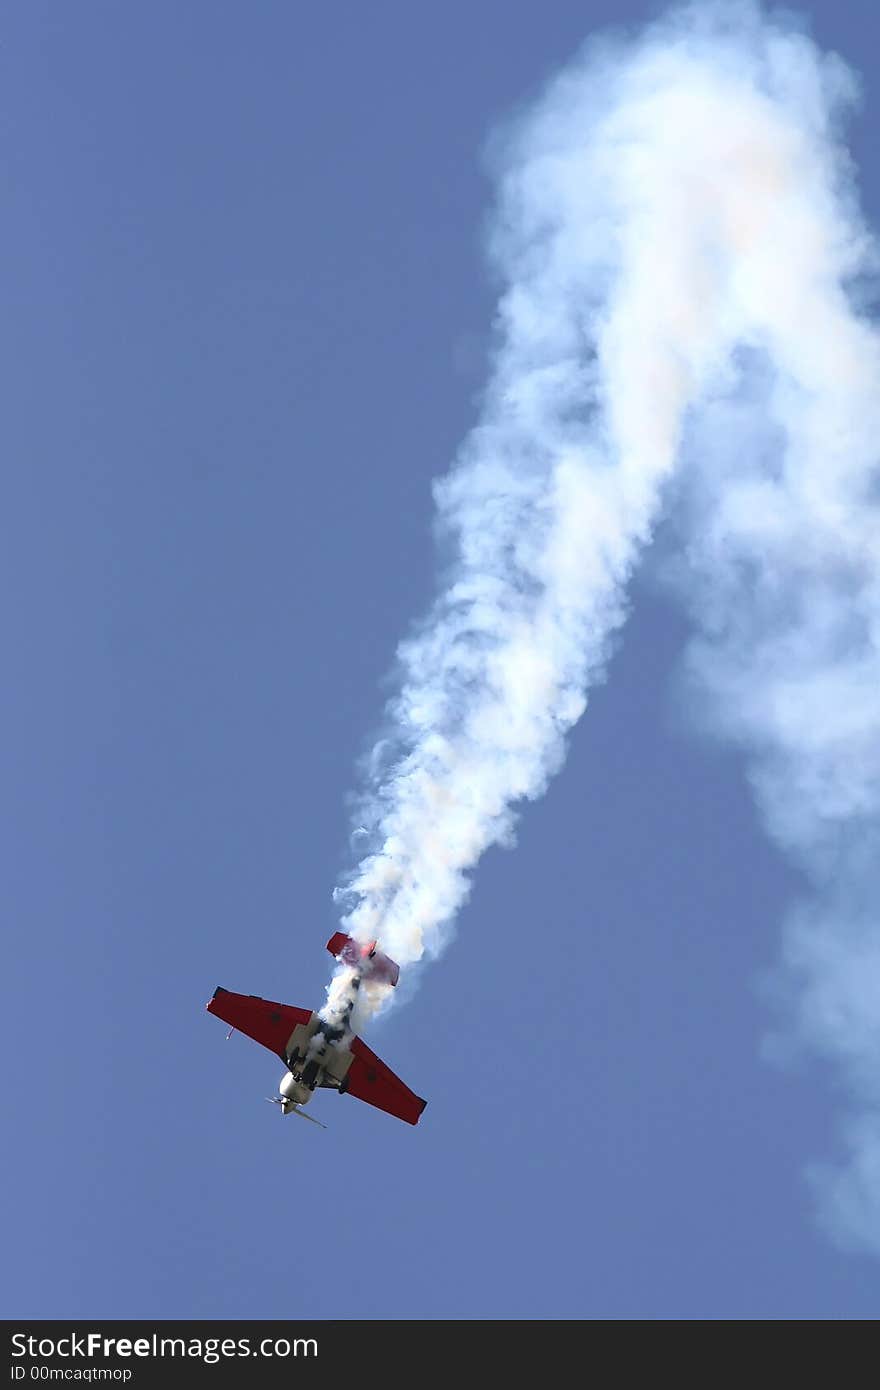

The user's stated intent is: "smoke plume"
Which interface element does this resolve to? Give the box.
[324,1,880,1250]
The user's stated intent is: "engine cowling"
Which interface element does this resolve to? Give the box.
[279,1071,311,1107]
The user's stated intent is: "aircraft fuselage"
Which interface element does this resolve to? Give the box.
[278,1014,354,1112]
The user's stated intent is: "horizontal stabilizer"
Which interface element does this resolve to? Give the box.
[326,933,400,987]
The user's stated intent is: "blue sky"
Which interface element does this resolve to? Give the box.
[4,1,880,1319]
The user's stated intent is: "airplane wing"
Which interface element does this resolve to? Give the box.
[345,1036,427,1126]
[207,987,312,1062]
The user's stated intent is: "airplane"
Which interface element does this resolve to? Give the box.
[205,932,426,1127]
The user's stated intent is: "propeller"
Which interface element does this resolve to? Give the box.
[265,1097,327,1128]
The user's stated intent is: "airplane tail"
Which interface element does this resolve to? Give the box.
[326,932,400,986]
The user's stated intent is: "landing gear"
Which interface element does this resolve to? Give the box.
[301,1058,320,1090]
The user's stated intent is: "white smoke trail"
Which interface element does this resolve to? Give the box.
[325,1,880,1249]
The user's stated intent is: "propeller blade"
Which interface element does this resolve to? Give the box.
[292,1105,327,1129]
[264,1096,325,1127]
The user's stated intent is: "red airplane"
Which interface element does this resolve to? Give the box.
[206,933,426,1127]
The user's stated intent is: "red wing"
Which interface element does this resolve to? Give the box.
[206,987,312,1061]
[346,1036,427,1125]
